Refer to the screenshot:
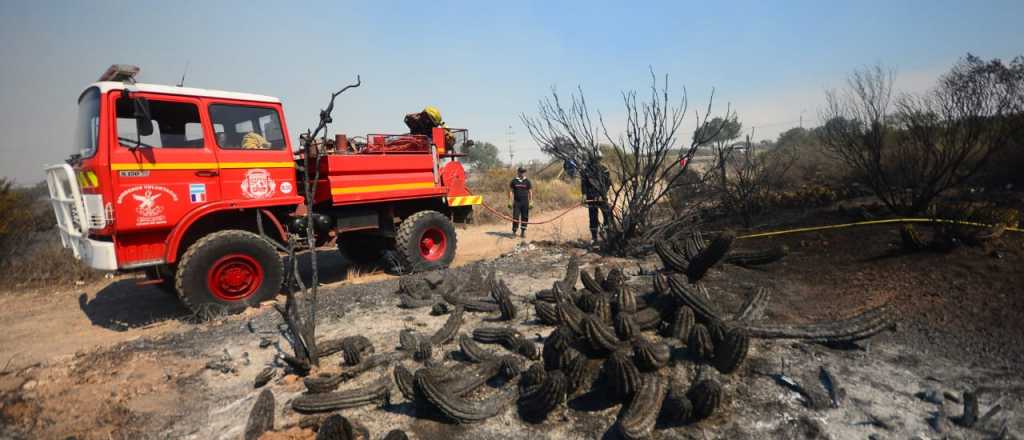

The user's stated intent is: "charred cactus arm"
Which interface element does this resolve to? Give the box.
[616,373,668,440]
[735,303,895,342]
[535,301,560,325]
[413,368,518,424]
[292,378,391,413]
[518,370,569,423]
[429,305,464,346]
[725,245,789,267]
[733,288,771,322]
[686,231,735,283]
[667,274,724,324]
[340,336,374,366]
[459,333,499,363]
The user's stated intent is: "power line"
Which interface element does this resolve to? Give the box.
[506,124,515,164]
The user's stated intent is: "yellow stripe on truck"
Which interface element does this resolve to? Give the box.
[447,195,482,206]
[110,162,294,171]
[331,182,436,195]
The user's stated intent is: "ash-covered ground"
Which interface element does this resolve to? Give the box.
[2,238,1022,440]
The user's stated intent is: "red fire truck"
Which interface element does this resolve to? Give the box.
[46,65,481,314]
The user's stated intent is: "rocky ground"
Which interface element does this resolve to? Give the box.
[2,218,1023,439]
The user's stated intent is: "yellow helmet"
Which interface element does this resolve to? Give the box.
[424,106,443,125]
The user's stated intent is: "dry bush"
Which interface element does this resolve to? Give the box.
[820,55,1024,214]
[0,179,100,290]
[468,166,581,225]
[1,236,100,289]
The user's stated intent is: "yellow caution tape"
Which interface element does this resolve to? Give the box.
[737,217,1023,240]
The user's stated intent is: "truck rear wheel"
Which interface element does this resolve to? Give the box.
[175,230,283,317]
[394,210,457,273]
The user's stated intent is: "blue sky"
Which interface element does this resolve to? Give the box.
[1,0,1021,183]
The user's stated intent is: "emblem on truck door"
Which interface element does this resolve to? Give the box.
[117,185,179,226]
[241,169,276,199]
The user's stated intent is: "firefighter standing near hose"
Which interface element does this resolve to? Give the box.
[508,167,533,238]
[581,152,612,244]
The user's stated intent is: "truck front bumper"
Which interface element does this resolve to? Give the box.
[70,237,118,271]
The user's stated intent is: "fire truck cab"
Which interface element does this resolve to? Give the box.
[46,65,479,315]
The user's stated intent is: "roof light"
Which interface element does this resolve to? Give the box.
[98,64,140,82]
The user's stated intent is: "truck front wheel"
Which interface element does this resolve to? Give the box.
[394,210,457,273]
[175,230,283,316]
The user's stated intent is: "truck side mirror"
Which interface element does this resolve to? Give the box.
[132,97,154,137]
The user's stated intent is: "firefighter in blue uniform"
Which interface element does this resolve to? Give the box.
[508,167,533,238]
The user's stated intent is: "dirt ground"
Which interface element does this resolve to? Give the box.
[2,206,1023,439]
[0,207,591,372]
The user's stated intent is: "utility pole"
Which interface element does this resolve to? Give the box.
[506,124,515,164]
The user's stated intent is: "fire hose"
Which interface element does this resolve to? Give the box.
[476,199,601,226]
[737,217,1023,240]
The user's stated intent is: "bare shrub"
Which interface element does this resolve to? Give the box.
[820,54,1024,214]
[716,137,797,226]
[469,166,580,225]
[522,70,730,255]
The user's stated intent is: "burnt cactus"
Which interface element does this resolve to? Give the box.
[414,339,433,362]
[555,299,585,335]
[687,379,722,421]
[491,278,518,321]
[655,239,690,273]
[340,336,374,366]
[543,327,574,370]
[725,245,789,267]
[562,349,589,394]
[304,372,345,394]
[592,294,612,324]
[602,267,627,292]
[614,312,638,341]
[429,305,464,345]
[580,269,605,294]
[634,307,662,330]
[689,324,714,360]
[315,414,357,440]
[534,301,559,325]
[253,367,275,389]
[686,231,735,282]
[563,255,580,286]
[683,230,707,261]
[632,337,671,371]
[473,327,539,360]
[614,286,638,315]
[393,364,417,401]
[292,378,391,413]
[244,389,275,440]
[399,329,420,352]
[581,315,621,353]
[398,293,435,309]
[499,355,524,378]
[383,430,409,440]
[521,363,547,390]
[617,373,668,440]
[518,370,569,423]
[413,368,518,424]
[661,382,694,425]
[459,334,497,363]
[712,328,750,374]
[605,348,642,400]
[669,306,696,341]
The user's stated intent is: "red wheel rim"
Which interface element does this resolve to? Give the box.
[419,227,447,261]
[207,253,264,301]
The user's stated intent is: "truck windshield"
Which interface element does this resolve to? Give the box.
[75,88,101,158]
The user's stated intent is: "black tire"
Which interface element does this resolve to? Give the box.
[337,233,389,264]
[175,230,283,316]
[144,265,177,296]
[394,210,457,273]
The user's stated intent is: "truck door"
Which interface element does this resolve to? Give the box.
[108,93,221,233]
[206,102,296,202]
